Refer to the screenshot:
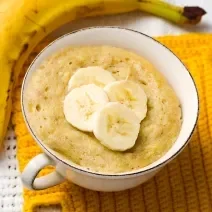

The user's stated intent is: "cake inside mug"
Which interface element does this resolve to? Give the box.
[24,45,182,174]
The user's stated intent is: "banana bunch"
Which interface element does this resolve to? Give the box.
[0,0,206,146]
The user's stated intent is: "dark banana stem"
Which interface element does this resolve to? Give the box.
[183,7,206,24]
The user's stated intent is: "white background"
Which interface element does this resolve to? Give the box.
[0,0,211,211]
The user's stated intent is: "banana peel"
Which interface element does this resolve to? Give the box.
[0,0,206,146]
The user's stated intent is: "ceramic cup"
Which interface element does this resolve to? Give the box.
[21,27,199,191]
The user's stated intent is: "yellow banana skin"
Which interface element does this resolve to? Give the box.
[0,0,206,145]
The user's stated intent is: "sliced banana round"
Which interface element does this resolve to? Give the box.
[68,66,116,91]
[63,84,109,132]
[93,102,140,151]
[104,80,147,122]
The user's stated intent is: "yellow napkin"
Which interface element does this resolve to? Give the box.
[12,33,212,212]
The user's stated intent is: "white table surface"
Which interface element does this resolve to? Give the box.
[0,0,211,211]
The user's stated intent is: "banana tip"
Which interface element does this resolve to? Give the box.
[183,7,206,24]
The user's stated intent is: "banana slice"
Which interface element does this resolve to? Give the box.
[68,66,116,91]
[63,84,109,132]
[104,80,147,122]
[93,102,140,151]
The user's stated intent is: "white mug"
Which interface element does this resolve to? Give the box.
[21,27,199,192]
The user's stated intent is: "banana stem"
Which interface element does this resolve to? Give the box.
[138,0,206,25]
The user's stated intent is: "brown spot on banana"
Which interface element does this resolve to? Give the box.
[76,3,105,18]
[24,15,46,33]
[9,71,15,87]
[28,30,37,37]
[32,9,38,14]
[33,0,38,14]
[6,95,9,102]
[20,43,29,55]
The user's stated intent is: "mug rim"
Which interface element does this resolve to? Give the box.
[21,26,199,177]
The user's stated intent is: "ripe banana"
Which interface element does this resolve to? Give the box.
[0,0,206,145]
[93,102,140,151]
[68,66,116,91]
[64,84,108,132]
[105,80,147,122]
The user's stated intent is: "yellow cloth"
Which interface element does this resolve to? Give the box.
[12,34,212,212]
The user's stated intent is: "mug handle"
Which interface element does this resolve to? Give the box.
[21,153,65,190]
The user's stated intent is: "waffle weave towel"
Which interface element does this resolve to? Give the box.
[12,34,212,212]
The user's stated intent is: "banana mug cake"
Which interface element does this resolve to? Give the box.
[24,46,182,173]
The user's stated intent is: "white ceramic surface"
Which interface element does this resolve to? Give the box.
[21,27,199,192]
